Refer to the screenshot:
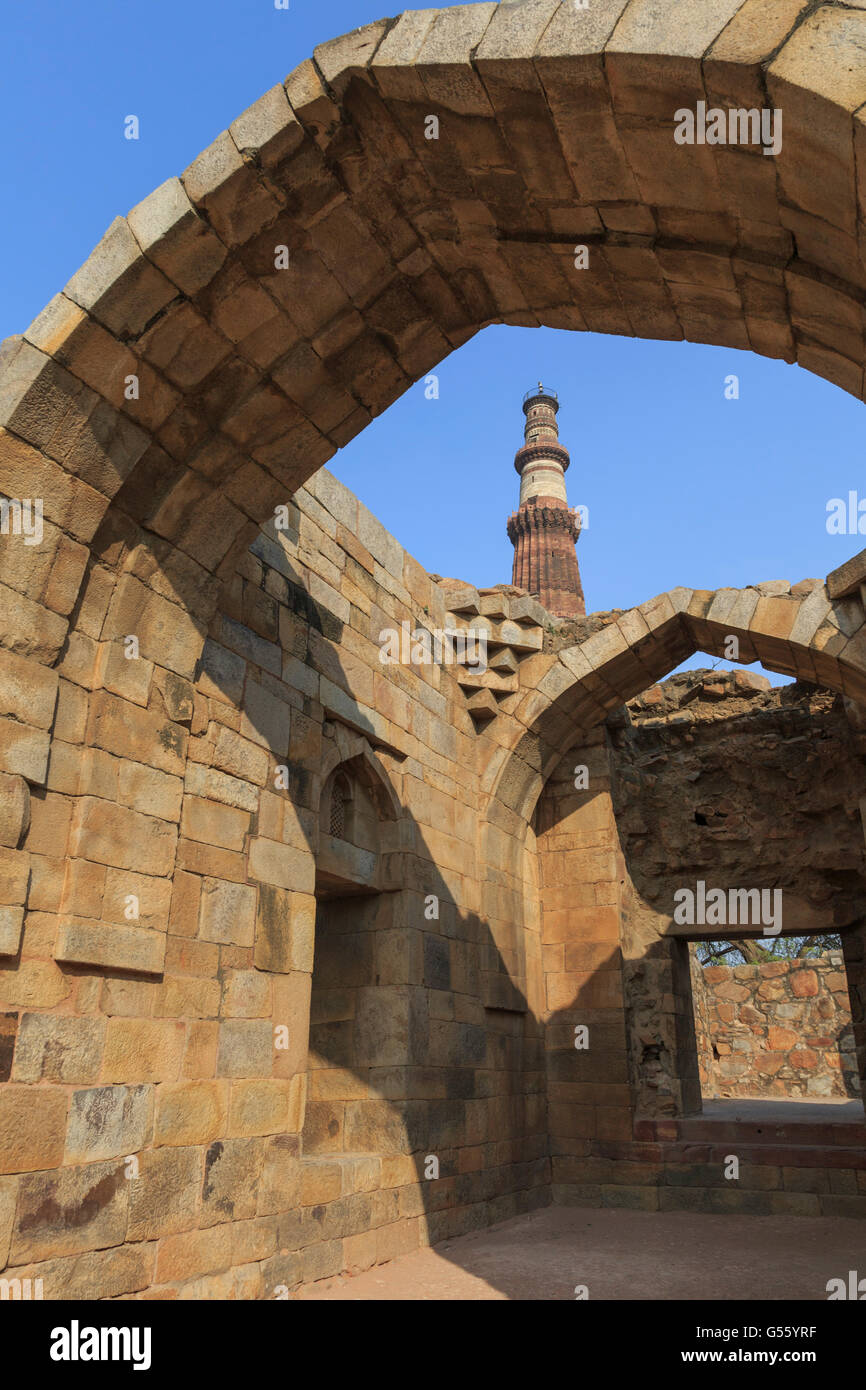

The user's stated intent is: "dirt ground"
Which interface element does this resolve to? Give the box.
[296,1205,865,1301]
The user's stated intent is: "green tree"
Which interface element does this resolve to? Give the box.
[695,934,842,966]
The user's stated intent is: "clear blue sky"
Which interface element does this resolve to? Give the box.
[3,0,863,685]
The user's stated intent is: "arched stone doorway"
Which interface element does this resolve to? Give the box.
[303,749,408,1159]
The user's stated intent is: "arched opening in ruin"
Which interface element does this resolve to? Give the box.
[303,753,408,1163]
[511,612,866,1199]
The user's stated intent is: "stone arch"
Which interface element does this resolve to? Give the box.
[484,579,866,829]
[316,729,402,828]
[326,769,353,841]
[475,574,866,993]
[2,0,865,913]
[4,0,866,673]
[316,748,402,897]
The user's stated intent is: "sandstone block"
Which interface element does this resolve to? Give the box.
[792,969,819,998]
[0,718,50,784]
[240,677,291,756]
[248,838,315,893]
[3,1242,155,1300]
[126,1145,202,1240]
[55,919,167,976]
[0,906,24,956]
[128,176,228,296]
[154,974,220,1019]
[69,796,178,876]
[0,776,30,849]
[228,1078,296,1137]
[182,128,282,247]
[229,82,304,168]
[217,1020,274,1078]
[0,958,71,1010]
[103,865,173,932]
[181,1019,219,1080]
[0,1085,68,1174]
[184,762,259,813]
[154,1080,228,1147]
[300,1159,343,1206]
[102,1018,185,1083]
[257,1134,301,1216]
[12,1013,105,1083]
[64,1084,151,1164]
[63,214,177,338]
[212,724,269,786]
[201,1136,265,1226]
[0,1174,17,1267]
[254,885,315,974]
[154,1223,232,1284]
[87,689,187,776]
[221,969,272,1018]
[198,877,256,947]
[11,1158,128,1263]
[95,640,154,707]
[0,647,58,730]
[181,794,249,852]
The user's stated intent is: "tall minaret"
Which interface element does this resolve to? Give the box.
[506,384,586,618]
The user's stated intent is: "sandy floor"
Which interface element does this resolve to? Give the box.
[296,1205,866,1301]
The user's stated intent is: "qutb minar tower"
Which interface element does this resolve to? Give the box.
[507,384,586,618]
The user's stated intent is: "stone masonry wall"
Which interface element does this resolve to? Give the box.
[0,466,549,1300]
[608,670,866,1116]
[690,951,858,1101]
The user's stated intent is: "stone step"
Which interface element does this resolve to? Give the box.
[635,1113,866,1151]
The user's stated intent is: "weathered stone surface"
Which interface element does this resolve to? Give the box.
[254,885,315,974]
[55,919,167,976]
[216,1020,273,1079]
[0,1086,68,1174]
[0,776,30,849]
[102,1019,185,1083]
[154,1081,228,1147]
[198,877,256,947]
[64,1084,151,1163]
[0,906,23,961]
[200,1137,264,1226]
[248,839,315,893]
[0,718,50,783]
[0,647,58,729]
[5,1241,155,1300]
[126,1145,201,1240]
[10,1157,127,1262]
[12,1014,104,1083]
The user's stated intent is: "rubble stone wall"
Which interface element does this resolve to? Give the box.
[690,951,858,1101]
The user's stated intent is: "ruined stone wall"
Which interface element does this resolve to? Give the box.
[690,951,858,1101]
[606,670,866,1115]
[0,469,549,1299]
[536,675,866,1218]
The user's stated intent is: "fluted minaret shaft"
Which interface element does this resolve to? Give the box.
[506,385,586,619]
